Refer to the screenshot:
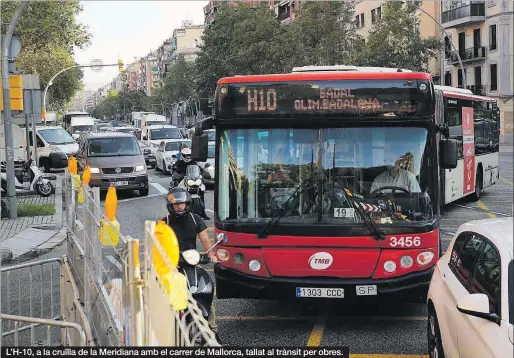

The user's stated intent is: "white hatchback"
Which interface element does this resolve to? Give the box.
[427,217,513,358]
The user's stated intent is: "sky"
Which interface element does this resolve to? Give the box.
[73,1,207,92]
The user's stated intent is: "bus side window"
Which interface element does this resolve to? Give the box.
[446,108,463,159]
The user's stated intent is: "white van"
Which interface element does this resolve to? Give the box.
[141,114,167,140]
[143,125,182,147]
[0,122,26,167]
[69,116,96,140]
[42,111,58,126]
[131,111,155,129]
[29,126,78,172]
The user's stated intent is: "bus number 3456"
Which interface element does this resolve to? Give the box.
[389,236,421,247]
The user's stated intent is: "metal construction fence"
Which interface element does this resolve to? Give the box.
[62,170,219,347]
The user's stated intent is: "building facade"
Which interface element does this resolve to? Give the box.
[441,0,513,136]
[168,20,205,63]
[354,1,443,81]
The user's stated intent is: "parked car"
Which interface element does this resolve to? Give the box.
[76,132,149,196]
[155,139,191,174]
[427,217,513,358]
[138,140,156,169]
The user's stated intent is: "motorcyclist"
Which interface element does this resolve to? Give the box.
[172,147,210,220]
[160,187,221,343]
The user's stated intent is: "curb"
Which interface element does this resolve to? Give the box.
[6,225,67,264]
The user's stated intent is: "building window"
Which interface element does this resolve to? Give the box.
[490,64,498,91]
[458,69,463,88]
[445,71,452,86]
[360,13,365,27]
[371,7,381,23]
[489,24,497,51]
[355,15,360,28]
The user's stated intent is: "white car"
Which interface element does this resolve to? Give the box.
[427,217,513,358]
[154,139,191,174]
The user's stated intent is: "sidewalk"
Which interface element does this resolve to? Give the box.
[1,178,66,262]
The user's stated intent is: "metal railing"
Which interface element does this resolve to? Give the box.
[442,2,485,24]
[447,46,486,64]
[63,170,219,346]
[1,257,93,346]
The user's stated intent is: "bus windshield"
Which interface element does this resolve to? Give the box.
[217,126,434,226]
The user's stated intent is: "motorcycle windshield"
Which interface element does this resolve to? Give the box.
[186,165,201,180]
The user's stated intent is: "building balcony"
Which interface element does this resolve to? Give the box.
[442,2,485,28]
[447,46,486,65]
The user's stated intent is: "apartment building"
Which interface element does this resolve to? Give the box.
[274,0,300,24]
[126,61,141,92]
[204,0,276,25]
[441,0,513,135]
[168,20,205,63]
[138,52,159,96]
[70,90,95,112]
[354,1,443,81]
[157,38,173,86]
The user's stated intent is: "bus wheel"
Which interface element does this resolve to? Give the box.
[470,170,482,202]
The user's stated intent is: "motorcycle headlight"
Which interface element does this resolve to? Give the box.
[187,179,195,186]
[194,179,202,186]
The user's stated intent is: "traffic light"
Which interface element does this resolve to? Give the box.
[118,59,124,72]
[0,75,24,111]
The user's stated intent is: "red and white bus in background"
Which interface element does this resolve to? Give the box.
[190,66,477,302]
[434,85,500,204]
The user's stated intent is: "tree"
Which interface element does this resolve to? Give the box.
[286,1,362,67]
[195,3,290,103]
[357,1,442,71]
[163,55,197,103]
[1,1,91,108]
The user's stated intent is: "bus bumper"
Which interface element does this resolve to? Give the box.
[214,264,433,302]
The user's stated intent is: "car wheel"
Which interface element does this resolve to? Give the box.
[427,306,445,358]
[139,188,149,196]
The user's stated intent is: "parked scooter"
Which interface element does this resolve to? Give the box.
[169,165,208,219]
[178,234,227,345]
[1,159,55,197]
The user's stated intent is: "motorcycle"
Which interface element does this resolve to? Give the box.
[1,159,55,197]
[178,234,227,345]
[169,164,207,218]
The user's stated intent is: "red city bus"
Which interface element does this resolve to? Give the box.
[191,66,459,301]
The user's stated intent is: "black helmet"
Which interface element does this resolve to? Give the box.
[166,187,192,218]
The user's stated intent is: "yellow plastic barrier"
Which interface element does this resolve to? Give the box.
[152,221,187,310]
[99,185,120,247]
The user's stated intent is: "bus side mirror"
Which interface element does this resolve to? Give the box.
[439,139,458,169]
[192,133,208,162]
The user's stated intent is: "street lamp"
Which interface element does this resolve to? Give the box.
[400,1,467,87]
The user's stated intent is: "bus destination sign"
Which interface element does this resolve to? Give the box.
[217,80,432,118]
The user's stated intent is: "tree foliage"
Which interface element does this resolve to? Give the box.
[1,1,91,109]
[161,55,197,103]
[195,3,290,99]
[286,1,362,67]
[357,1,442,71]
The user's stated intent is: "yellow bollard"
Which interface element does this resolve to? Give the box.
[68,156,77,175]
[78,165,91,204]
[99,185,120,247]
[152,220,187,310]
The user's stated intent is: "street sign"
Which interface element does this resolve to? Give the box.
[90,59,103,72]
[119,73,128,81]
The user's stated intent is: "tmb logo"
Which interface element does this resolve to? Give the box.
[308,252,333,270]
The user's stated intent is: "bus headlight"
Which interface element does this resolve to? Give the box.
[417,252,434,266]
[400,255,413,268]
[383,260,396,273]
[249,259,261,272]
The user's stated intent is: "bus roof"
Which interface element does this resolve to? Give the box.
[218,71,432,84]
[435,85,497,102]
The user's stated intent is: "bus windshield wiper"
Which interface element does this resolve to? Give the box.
[342,188,386,241]
[257,174,315,239]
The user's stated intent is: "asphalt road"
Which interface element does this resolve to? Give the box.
[2,151,512,353]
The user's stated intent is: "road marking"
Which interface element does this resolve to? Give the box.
[206,208,214,213]
[106,255,122,271]
[477,200,497,218]
[150,182,168,194]
[450,203,509,216]
[306,302,331,347]
[217,315,427,322]
[501,177,513,186]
